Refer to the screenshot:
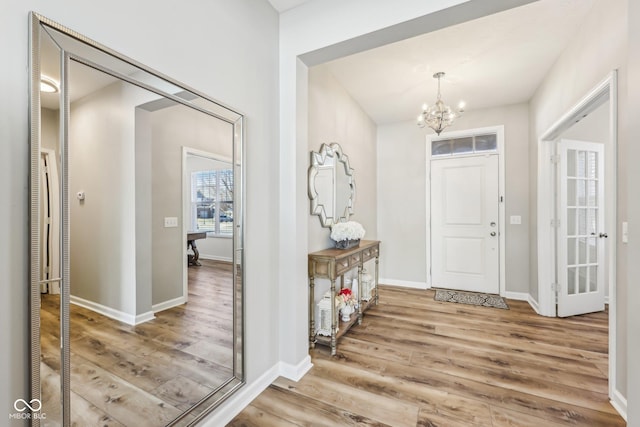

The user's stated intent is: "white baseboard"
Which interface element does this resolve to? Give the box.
[503,291,529,301]
[610,388,628,421]
[527,294,541,315]
[197,354,313,426]
[279,355,313,381]
[70,295,155,325]
[379,278,428,289]
[200,254,233,263]
[152,296,186,313]
[197,363,281,426]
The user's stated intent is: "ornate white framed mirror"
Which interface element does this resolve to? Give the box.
[29,12,245,426]
[308,142,356,227]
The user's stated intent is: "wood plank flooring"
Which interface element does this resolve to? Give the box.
[40,259,234,426]
[229,286,625,427]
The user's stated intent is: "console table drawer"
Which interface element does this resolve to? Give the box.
[362,245,379,262]
[335,256,351,275]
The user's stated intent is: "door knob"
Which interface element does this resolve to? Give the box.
[490,231,497,237]
[490,222,496,227]
[599,233,608,238]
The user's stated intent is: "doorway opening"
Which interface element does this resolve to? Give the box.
[536,71,619,408]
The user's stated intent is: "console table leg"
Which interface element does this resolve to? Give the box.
[374,255,380,305]
[309,276,316,349]
[330,278,337,356]
[357,265,363,325]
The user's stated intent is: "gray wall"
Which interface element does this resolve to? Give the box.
[307,65,378,306]
[148,104,233,305]
[377,103,530,293]
[69,81,149,318]
[0,1,279,424]
[307,65,378,253]
[528,0,628,401]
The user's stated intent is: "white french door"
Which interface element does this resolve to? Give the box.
[557,139,605,317]
[431,154,499,293]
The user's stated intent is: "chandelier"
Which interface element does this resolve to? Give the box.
[416,72,465,135]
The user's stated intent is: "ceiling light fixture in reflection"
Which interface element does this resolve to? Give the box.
[40,75,59,93]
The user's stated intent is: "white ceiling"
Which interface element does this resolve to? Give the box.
[314,0,596,125]
[268,0,310,13]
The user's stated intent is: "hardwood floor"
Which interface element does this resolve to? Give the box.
[229,286,625,427]
[40,259,234,426]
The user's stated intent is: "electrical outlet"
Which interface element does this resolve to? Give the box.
[164,217,178,228]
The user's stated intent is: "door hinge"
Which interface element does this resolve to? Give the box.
[551,219,560,228]
[551,283,560,293]
[551,154,560,164]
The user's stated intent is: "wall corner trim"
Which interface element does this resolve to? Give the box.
[610,388,628,422]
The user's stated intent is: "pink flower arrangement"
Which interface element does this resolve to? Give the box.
[336,287,356,308]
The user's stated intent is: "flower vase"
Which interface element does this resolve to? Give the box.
[341,304,353,321]
[333,238,360,250]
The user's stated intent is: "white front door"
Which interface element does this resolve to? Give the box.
[557,139,605,317]
[431,155,499,293]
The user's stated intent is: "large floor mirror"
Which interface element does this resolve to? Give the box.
[29,12,245,426]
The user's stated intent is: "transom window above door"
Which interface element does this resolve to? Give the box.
[431,133,498,157]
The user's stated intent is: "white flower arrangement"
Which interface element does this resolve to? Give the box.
[330,221,365,242]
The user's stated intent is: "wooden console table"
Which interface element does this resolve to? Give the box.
[308,240,380,355]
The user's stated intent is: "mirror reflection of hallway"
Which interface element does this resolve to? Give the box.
[33,14,244,424]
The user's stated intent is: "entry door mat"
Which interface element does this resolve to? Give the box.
[434,288,509,310]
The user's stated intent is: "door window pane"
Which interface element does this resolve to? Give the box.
[577,151,587,178]
[589,266,598,292]
[578,208,587,235]
[578,266,587,293]
[567,150,577,177]
[588,237,598,263]
[578,239,587,265]
[567,179,577,206]
[587,151,598,179]
[567,238,577,265]
[568,267,577,295]
[432,140,451,156]
[475,134,497,151]
[567,208,577,236]
[587,180,597,206]
[452,137,473,154]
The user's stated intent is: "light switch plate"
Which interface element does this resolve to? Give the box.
[510,215,522,225]
[622,221,628,243]
[164,217,178,228]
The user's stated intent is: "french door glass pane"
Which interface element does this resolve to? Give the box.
[577,151,587,178]
[567,208,577,235]
[587,180,597,206]
[578,208,587,235]
[578,266,587,293]
[567,180,577,206]
[567,150,577,177]
[579,239,587,265]
[568,237,576,265]
[568,267,577,295]
[588,237,598,263]
[577,179,586,206]
[589,266,598,292]
[588,208,598,235]
[588,151,598,178]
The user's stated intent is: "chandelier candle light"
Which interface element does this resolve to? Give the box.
[416,71,465,135]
